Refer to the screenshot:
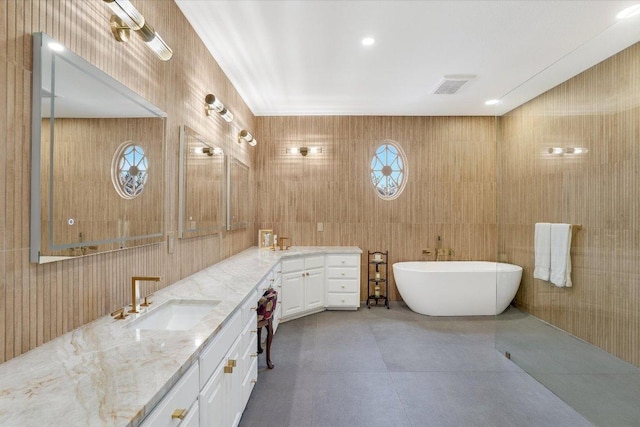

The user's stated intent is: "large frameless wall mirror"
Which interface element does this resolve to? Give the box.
[30,33,167,263]
[226,156,250,231]
[178,125,226,238]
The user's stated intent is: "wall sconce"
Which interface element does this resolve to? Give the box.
[191,146,223,156]
[286,147,322,156]
[104,0,173,61]
[204,94,234,122]
[238,130,257,146]
[547,147,589,156]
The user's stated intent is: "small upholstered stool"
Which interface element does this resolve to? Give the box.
[257,288,277,369]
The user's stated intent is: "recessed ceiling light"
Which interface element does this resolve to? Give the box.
[617,4,640,19]
[48,42,64,52]
[485,99,500,106]
[361,37,375,46]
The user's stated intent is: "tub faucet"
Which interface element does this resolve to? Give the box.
[129,276,161,313]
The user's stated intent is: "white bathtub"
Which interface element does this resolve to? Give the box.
[392,261,522,316]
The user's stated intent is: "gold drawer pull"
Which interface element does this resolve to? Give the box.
[171,408,188,419]
[224,365,234,374]
[250,307,257,311]
[251,353,258,358]
[251,379,257,384]
[341,285,345,288]
[228,359,237,368]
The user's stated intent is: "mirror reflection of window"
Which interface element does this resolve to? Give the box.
[112,142,148,199]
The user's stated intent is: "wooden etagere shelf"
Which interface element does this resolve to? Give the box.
[367,250,390,309]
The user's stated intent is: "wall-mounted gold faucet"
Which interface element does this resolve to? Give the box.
[129,276,161,313]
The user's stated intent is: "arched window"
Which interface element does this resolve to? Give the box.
[370,140,407,200]
[111,141,148,200]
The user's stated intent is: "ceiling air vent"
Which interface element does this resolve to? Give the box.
[432,75,476,95]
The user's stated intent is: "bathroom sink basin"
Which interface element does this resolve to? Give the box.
[129,300,220,331]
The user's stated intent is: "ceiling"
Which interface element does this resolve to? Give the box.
[175,1,640,116]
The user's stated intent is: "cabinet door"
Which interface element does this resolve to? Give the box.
[227,337,244,427]
[281,271,304,318]
[181,401,200,427]
[199,363,227,427]
[305,268,325,310]
[199,336,243,427]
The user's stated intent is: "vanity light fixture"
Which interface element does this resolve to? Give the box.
[238,130,257,146]
[205,94,234,122]
[191,146,223,156]
[547,147,589,156]
[286,146,322,157]
[104,0,173,61]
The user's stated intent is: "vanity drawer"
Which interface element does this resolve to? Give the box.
[242,356,258,408]
[326,267,359,280]
[199,311,241,386]
[304,256,325,270]
[140,362,199,427]
[327,278,359,293]
[282,257,304,272]
[326,254,360,268]
[241,290,258,326]
[326,293,360,308]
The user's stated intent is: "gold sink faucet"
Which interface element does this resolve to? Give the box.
[130,276,161,313]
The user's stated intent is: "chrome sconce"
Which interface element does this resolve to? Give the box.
[238,130,257,146]
[205,94,234,122]
[286,146,322,157]
[104,0,173,61]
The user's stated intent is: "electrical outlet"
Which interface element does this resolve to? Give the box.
[317,222,324,232]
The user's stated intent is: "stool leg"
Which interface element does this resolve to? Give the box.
[257,325,263,354]
[265,319,274,369]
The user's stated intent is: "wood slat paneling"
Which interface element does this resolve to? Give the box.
[255,116,498,303]
[498,42,640,366]
[0,0,256,363]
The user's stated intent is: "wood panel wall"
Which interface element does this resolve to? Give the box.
[255,116,498,301]
[497,42,640,366]
[0,0,256,363]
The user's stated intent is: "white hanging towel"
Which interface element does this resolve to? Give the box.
[533,223,551,281]
[550,223,573,288]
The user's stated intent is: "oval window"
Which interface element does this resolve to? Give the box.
[370,140,407,200]
[111,141,149,200]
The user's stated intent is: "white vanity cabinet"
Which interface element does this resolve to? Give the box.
[139,362,200,427]
[198,290,260,427]
[325,254,361,310]
[281,256,325,320]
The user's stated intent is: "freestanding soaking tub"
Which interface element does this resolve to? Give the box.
[392,261,522,316]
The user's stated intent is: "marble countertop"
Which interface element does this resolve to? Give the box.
[0,246,361,427]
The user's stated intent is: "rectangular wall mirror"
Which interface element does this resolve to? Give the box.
[226,156,250,231]
[178,125,226,238]
[30,33,167,263]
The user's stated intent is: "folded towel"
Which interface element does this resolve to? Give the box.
[550,223,573,288]
[534,223,551,281]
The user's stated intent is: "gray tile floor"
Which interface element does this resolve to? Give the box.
[496,307,640,427]
[240,304,594,427]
